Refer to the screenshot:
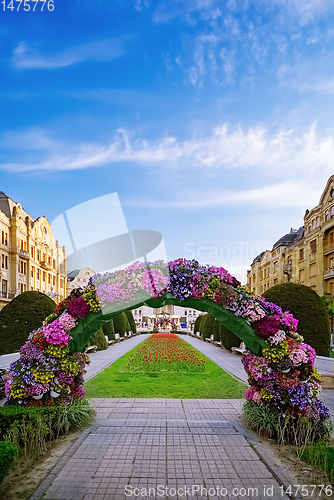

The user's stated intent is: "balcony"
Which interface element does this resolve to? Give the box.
[324,268,334,280]
[18,249,30,259]
[324,242,334,255]
[0,291,15,299]
[40,260,52,270]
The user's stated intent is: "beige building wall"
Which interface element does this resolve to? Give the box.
[0,192,67,310]
[247,176,334,298]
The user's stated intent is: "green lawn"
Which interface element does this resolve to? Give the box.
[84,344,247,399]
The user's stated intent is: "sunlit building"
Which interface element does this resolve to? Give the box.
[247,176,334,298]
[0,191,67,309]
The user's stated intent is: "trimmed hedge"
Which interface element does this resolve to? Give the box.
[102,319,115,340]
[201,314,215,340]
[219,324,241,350]
[0,441,17,482]
[0,291,56,355]
[263,283,331,356]
[125,310,136,333]
[213,319,220,341]
[193,315,204,335]
[113,312,128,336]
[90,328,108,351]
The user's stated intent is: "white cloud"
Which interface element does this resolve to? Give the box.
[12,39,125,70]
[123,180,319,209]
[1,122,334,178]
[300,77,334,94]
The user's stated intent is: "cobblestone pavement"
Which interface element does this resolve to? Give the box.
[31,399,290,500]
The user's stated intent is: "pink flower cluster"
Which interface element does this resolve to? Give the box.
[290,348,309,365]
[277,311,299,332]
[43,320,71,347]
[142,269,169,298]
[58,313,76,332]
[245,387,261,403]
[268,330,287,345]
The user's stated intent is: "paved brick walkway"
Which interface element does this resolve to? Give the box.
[31,399,290,500]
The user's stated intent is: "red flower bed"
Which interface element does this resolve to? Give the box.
[128,334,206,372]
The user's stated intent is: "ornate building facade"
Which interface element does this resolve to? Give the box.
[247,176,334,298]
[0,192,67,310]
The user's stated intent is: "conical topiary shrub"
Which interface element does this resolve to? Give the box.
[219,323,241,350]
[193,315,203,334]
[201,313,215,340]
[125,310,136,333]
[213,318,220,341]
[113,312,128,337]
[102,319,115,340]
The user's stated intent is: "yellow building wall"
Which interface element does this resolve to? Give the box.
[0,197,67,310]
[247,176,334,299]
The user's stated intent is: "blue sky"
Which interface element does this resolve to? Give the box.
[2,0,334,282]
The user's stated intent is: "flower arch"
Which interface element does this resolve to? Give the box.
[5,258,330,439]
[153,315,177,331]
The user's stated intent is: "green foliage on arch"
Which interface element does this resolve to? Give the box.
[68,293,267,355]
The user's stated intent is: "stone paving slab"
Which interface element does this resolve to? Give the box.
[31,399,290,500]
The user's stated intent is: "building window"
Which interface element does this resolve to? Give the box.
[37,250,40,261]
[310,239,317,254]
[312,219,316,230]
[299,269,304,282]
[31,246,35,258]
[274,261,278,272]
[43,253,46,262]
[330,231,334,244]
[2,280,7,293]
[53,259,56,269]
[37,269,40,280]
[53,275,56,286]
[330,257,334,268]
[48,274,51,284]
[1,254,8,269]
[309,224,312,232]
[31,266,34,278]
[1,231,8,245]
[264,268,266,278]
[60,279,64,288]
[253,273,256,282]
[331,206,334,217]
[309,262,317,277]
[19,260,26,274]
[316,217,320,227]
[299,248,304,260]
[326,211,330,221]
[42,271,46,282]
[330,282,334,295]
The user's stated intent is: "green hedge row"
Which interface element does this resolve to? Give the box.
[195,313,241,350]
[0,441,17,482]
